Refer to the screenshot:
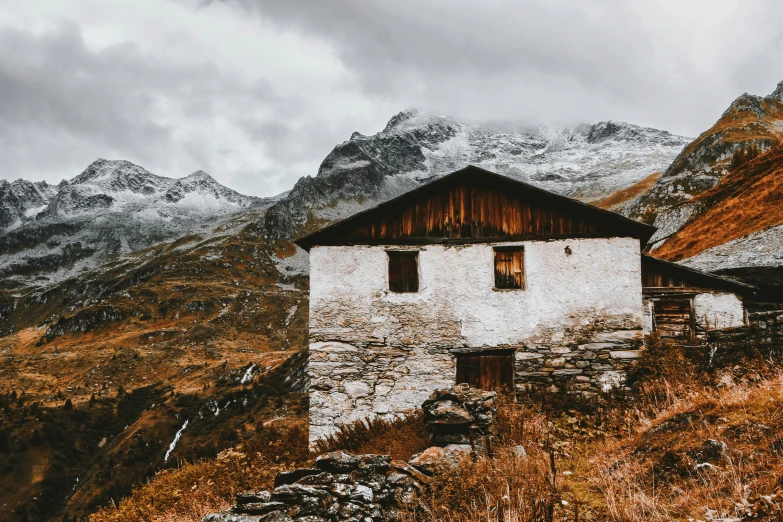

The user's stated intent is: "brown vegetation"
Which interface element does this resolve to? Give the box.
[314,411,431,461]
[86,336,783,522]
[655,146,783,260]
[0,225,309,521]
[593,172,662,210]
[90,423,310,522]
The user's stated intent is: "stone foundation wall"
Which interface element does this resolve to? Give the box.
[707,310,783,346]
[308,325,644,443]
[514,328,644,394]
[308,341,454,443]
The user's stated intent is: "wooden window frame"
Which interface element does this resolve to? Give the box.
[387,250,419,293]
[650,295,696,344]
[493,246,525,290]
[454,349,516,395]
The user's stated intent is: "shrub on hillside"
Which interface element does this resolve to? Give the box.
[314,411,430,461]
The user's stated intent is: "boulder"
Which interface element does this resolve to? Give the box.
[409,444,472,475]
[315,451,361,473]
[687,438,729,465]
[421,384,497,448]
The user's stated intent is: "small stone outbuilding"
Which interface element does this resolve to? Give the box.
[295,166,752,444]
[641,255,754,343]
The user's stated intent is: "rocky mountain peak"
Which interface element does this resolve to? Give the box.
[183,169,216,181]
[382,108,421,132]
[0,178,57,229]
[1,160,263,289]
[766,80,783,103]
[722,92,767,118]
[264,109,691,239]
[72,158,147,183]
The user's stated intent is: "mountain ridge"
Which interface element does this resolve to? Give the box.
[610,81,783,287]
[0,159,269,290]
[262,110,692,239]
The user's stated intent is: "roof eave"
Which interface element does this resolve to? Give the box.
[293,165,657,251]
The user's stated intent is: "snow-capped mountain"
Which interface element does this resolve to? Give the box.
[0,179,58,230]
[263,110,691,237]
[0,159,266,290]
[0,113,699,292]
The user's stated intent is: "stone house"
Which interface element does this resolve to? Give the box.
[295,165,753,443]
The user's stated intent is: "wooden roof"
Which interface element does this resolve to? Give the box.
[642,255,756,295]
[294,165,656,251]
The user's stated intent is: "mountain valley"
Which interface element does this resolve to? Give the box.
[3,80,783,521]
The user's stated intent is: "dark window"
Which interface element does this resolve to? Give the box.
[652,298,694,342]
[455,350,515,393]
[494,247,524,289]
[388,251,419,292]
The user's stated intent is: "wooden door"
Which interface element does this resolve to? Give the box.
[455,351,515,393]
[652,298,694,342]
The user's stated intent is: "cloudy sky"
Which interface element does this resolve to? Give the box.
[1,0,782,197]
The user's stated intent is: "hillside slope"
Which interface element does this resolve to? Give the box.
[0,210,309,521]
[599,81,783,286]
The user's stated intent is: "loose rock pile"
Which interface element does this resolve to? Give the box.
[202,452,426,522]
[421,384,496,447]
[202,385,498,522]
[408,384,497,474]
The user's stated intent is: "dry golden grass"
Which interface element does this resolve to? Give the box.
[582,372,783,521]
[593,172,663,210]
[405,399,567,522]
[411,339,783,521]
[655,146,783,260]
[314,411,431,461]
[90,422,310,522]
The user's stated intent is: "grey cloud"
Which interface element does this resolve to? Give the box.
[0,17,311,195]
[0,22,175,176]
[220,0,783,134]
[4,0,783,198]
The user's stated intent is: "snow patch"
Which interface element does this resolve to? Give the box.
[164,419,188,462]
[240,364,256,384]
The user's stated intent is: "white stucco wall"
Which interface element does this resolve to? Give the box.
[307,237,645,443]
[309,238,644,347]
[694,292,744,330]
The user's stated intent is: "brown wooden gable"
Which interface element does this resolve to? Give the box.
[295,166,656,250]
[642,255,755,295]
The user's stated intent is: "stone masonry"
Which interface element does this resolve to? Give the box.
[513,328,644,393]
[308,239,646,443]
[201,452,425,522]
[202,385,499,522]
